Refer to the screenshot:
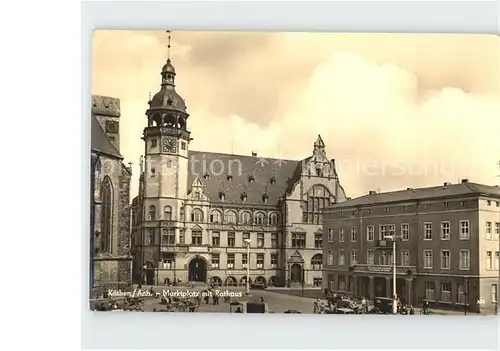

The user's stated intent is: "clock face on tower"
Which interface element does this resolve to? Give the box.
[163,138,177,153]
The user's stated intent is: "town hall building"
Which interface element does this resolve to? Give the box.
[130,51,348,288]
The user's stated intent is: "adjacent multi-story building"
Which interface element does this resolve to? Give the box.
[323,180,500,313]
[90,95,133,290]
[131,54,348,288]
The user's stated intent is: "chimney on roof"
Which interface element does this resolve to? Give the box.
[461,179,469,184]
[252,151,257,157]
[369,190,377,195]
[443,182,450,186]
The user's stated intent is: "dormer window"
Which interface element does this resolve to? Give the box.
[270,176,276,184]
[241,193,247,202]
[263,194,269,204]
[248,175,254,183]
[219,192,225,201]
[203,173,210,180]
[167,98,173,106]
[227,175,233,181]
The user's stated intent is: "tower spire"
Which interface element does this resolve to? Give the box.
[166,30,172,60]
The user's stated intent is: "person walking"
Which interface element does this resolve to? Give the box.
[361,296,367,313]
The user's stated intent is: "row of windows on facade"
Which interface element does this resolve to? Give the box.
[336,199,500,217]
[145,206,281,225]
[146,229,321,249]
[146,230,320,249]
[326,220,500,243]
[423,281,498,304]
[160,253,324,271]
[192,184,331,225]
[324,249,494,271]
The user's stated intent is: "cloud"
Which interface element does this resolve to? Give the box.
[92,31,500,199]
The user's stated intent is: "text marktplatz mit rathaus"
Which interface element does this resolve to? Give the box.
[163,289,243,298]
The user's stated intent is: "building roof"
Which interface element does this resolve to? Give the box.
[187,150,303,206]
[91,116,122,159]
[325,181,500,210]
[91,95,120,117]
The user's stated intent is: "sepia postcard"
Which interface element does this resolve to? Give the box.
[90,30,500,314]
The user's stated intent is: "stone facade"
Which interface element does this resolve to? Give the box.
[131,56,348,288]
[91,95,133,290]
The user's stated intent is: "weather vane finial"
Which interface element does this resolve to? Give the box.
[166,30,172,60]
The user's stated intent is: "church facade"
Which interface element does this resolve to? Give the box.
[90,95,133,290]
[131,56,348,288]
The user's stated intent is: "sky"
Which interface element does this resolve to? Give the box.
[92,31,500,199]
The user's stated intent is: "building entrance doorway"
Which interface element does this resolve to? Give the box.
[144,261,155,285]
[188,256,207,282]
[374,277,387,297]
[290,263,303,283]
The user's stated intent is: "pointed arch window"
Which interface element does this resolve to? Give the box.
[100,177,113,253]
[148,205,156,221]
[164,206,172,220]
[303,185,333,224]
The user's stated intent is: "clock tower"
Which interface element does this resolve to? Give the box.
[142,34,191,237]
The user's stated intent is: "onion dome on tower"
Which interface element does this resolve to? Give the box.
[145,30,189,131]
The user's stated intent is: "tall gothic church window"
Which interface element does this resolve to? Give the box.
[303,185,333,224]
[100,176,113,253]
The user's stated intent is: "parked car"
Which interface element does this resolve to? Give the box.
[229,301,269,313]
[373,297,398,314]
[251,282,267,290]
[335,307,356,314]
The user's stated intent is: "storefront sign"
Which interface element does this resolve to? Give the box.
[353,264,416,275]
[226,248,247,253]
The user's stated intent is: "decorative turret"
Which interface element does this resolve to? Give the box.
[145,30,189,132]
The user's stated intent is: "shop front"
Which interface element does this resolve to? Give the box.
[329,264,417,304]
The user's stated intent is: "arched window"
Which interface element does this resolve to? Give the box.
[224,210,237,224]
[303,185,334,224]
[191,208,203,222]
[311,254,323,270]
[254,212,265,225]
[148,205,156,221]
[268,212,279,225]
[209,210,222,223]
[164,206,172,220]
[100,176,113,253]
[240,211,251,224]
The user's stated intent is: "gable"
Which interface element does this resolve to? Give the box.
[91,116,122,159]
[289,250,304,263]
[192,176,204,187]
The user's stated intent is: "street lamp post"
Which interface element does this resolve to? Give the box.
[244,238,251,295]
[384,235,399,315]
